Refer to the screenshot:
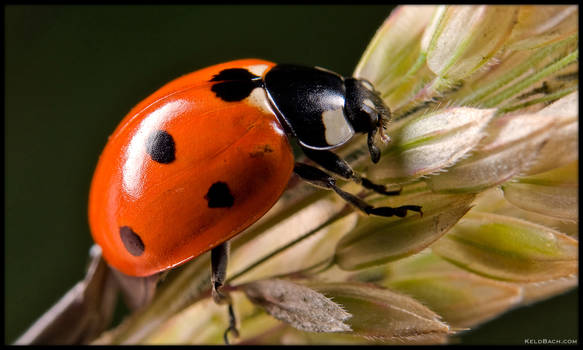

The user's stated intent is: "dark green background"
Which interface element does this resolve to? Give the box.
[5,5,578,344]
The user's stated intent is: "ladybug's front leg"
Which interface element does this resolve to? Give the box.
[300,147,402,196]
[210,242,239,344]
[294,163,422,218]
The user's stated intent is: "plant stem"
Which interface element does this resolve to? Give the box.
[226,207,353,284]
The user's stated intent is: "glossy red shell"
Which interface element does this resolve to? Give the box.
[89,59,294,277]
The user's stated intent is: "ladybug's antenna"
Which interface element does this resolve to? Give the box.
[365,79,391,163]
[376,98,391,144]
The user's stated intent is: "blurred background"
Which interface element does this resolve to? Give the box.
[5,5,577,344]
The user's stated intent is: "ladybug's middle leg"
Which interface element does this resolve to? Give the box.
[301,146,402,196]
[211,242,239,344]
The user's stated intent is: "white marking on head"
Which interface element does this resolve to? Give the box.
[246,87,275,115]
[321,108,354,146]
[247,64,269,77]
[363,98,376,110]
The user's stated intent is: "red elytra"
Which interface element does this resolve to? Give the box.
[89,59,294,277]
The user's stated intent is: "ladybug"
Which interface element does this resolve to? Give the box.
[88,58,421,338]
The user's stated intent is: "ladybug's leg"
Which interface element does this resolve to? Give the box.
[301,147,402,196]
[210,242,230,303]
[211,242,239,344]
[294,163,422,218]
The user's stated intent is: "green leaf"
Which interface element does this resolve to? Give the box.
[353,251,523,328]
[502,161,578,221]
[143,292,281,345]
[431,212,578,282]
[385,272,521,328]
[369,107,495,183]
[335,190,474,270]
[423,6,518,81]
[472,187,579,238]
[457,36,578,108]
[426,108,557,193]
[354,5,437,85]
[143,297,227,344]
[229,197,350,284]
[354,6,438,108]
[505,6,578,51]
[309,282,453,343]
[521,91,578,176]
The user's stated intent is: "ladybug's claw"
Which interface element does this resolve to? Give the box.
[223,304,240,345]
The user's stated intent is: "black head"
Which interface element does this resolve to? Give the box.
[344,78,391,163]
[263,64,390,163]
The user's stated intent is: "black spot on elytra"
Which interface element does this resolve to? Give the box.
[119,226,145,256]
[146,130,175,164]
[210,68,261,102]
[205,181,234,208]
